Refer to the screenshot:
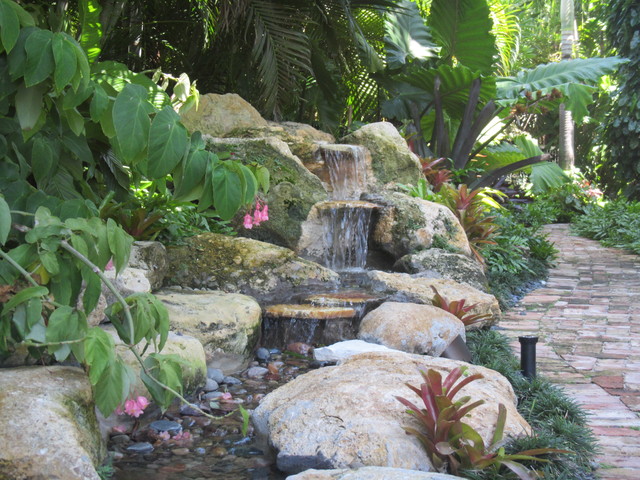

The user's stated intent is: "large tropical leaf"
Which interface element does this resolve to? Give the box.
[429,0,497,74]
[401,64,496,121]
[384,0,439,69]
[497,57,629,100]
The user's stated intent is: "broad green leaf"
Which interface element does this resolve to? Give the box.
[7,26,36,80]
[385,0,439,69]
[85,326,115,385]
[197,163,214,212]
[95,358,129,415]
[70,35,90,90]
[78,0,102,63]
[90,83,108,122]
[145,106,188,179]
[429,0,496,74]
[0,195,11,245]
[3,285,48,312]
[15,83,46,132]
[25,297,42,330]
[49,256,82,305]
[255,165,270,194]
[141,353,183,409]
[212,163,243,220]
[10,303,27,337]
[0,0,20,54]
[62,81,93,110]
[563,83,597,124]
[530,162,570,195]
[236,163,258,204]
[52,33,77,92]
[112,84,153,163]
[6,1,34,28]
[173,149,209,201]
[24,29,54,87]
[46,306,74,361]
[106,218,132,274]
[31,136,56,189]
[64,108,85,136]
[497,57,630,100]
[39,250,59,275]
[70,233,89,258]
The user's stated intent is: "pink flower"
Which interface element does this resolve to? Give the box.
[112,425,127,434]
[157,431,170,441]
[120,395,150,418]
[219,392,234,403]
[115,405,124,415]
[105,258,115,271]
[173,431,192,441]
[135,396,150,410]
[243,213,253,229]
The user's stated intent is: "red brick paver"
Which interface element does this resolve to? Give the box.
[500,224,640,480]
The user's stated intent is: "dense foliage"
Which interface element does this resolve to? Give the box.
[601,0,640,197]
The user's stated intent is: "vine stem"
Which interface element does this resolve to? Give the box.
[6,224,220,421]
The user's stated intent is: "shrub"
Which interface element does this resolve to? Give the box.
[572,200,640,254]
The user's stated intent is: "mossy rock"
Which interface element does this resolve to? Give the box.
[366,191,471,259]
[164,232,339,302]
[204,136,328,249]
[341,122,422,188]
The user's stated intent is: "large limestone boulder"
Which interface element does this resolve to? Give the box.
[0,366,105,480]
[252,351,531,474]
[287,467,464,480]
[367,271,500,326]
[358,302,465,356]
[164,233,339,302]
[103,325,207,396]
[313,340,399,363]
[204,136,328,249]
[180,93,268,136]
[154,289,262,358]
[341,122,422,188]
[366,191,471,259]
[103,267,152,306]
[128,240,168,290]
[394,249,488,292]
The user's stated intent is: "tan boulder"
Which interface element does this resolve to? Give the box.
[180,93,268,136]
[127,240,168,290]
[368,270,500,327]
[358,302,465,356]
[154,289,262,358]
[252,351,531,474]
[287,467,465,479]
[368,191,471,259]
[0,366,105,480]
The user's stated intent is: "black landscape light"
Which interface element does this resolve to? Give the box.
[519,335,539,380]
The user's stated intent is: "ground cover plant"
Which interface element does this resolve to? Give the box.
[572,200,640,254]
[465,329,599,480]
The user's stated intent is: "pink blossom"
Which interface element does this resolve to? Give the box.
[119,395,150,418]
[157,431,170,441]
[115,405,124,415]
[243,213,253,229]
[112,425,127,434]
[219,392,234,403]
[135,396,150,410]
[105,258,115,271]
[173,431,192,441]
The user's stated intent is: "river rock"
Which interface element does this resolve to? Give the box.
[368,270,499,327]
[127,240,168,290]
[341,122,422,188]
[312,340,398,363]
[180,93,268,137]
[103,325,207,396]
[366,191,471,259]
[164,233,339,302]
[287,467,464,480]
[358,302,465,356]
[204,136,328,249]
[153,289,261,358]
[0,366,105,480]
[252,351,530,474]
[394,249,488,292]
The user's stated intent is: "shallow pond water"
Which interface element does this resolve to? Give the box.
[109,350,320,480]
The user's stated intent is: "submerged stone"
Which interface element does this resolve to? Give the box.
[149,420,182,434]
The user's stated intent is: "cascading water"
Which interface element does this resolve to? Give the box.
[318,145,375,271]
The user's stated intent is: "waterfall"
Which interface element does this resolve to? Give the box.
[322,145,367,201]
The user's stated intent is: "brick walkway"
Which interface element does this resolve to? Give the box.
[500,224,640,480]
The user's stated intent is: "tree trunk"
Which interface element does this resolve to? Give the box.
[559,0,576,170]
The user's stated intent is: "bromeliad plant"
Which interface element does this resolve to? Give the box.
[436,184,503,263]
[430,287,492,327]
[396,367,569,479]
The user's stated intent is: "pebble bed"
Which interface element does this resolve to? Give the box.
[108,346,321,480]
